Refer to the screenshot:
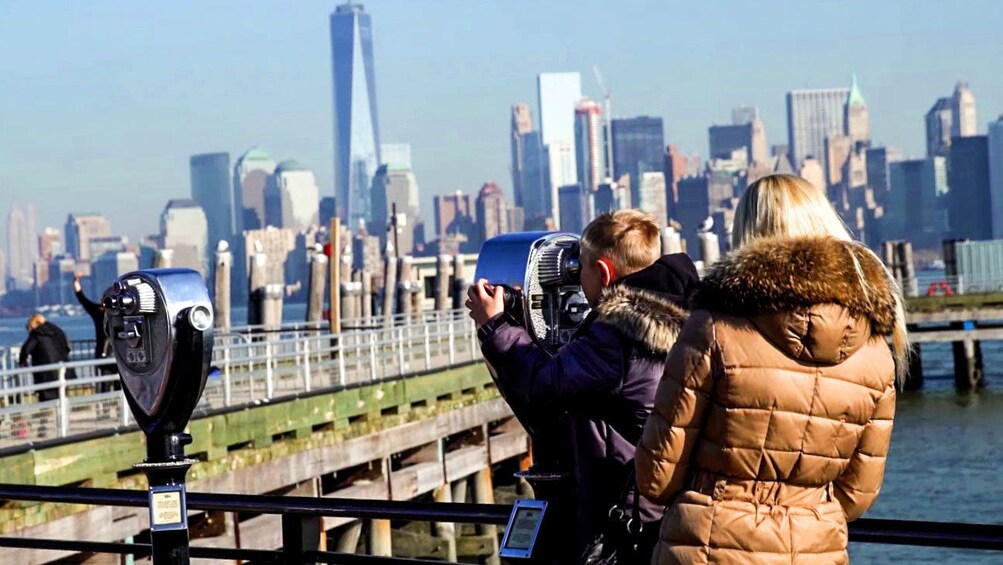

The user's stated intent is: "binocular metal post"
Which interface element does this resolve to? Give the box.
[135,432,196,564]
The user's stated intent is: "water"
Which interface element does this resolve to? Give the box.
[1,312,1001,562]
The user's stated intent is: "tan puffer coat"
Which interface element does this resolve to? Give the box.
[636,236,898,564]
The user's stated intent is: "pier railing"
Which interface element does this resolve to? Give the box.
[0,309,480,448]
[0,483,1000,562]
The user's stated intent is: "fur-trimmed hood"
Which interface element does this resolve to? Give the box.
[596,285,688,354]
[692,236,899,363]
[592,253,698,354]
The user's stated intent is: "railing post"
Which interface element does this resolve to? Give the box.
[397,326,406,376]
[337,333,347,387]
[423,324,432,371]
[469,319,477,361]
[448,319,456,366]
[265,341,275,399]
[223,357,232,408]
[58,366,68,438]
[369,331,378,382]
[281,513,321,565]
[303,338,312,393]
[121,390,130,427]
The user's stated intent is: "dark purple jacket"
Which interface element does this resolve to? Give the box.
[479,254,698,550]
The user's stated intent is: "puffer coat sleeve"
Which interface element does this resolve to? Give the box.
[635,310,716,505]
[833,382,896,520]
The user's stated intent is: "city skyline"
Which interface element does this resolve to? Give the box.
[2,1,1003,248]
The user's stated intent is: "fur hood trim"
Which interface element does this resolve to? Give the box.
[596,285,688,354]
[693,236,899,335]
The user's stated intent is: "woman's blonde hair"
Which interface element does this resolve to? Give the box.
[733,174,910,384]
[26,313,46,331]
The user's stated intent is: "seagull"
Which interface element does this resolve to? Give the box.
[698,216,714,233]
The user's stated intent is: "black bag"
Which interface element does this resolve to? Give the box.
[578,468,647,564]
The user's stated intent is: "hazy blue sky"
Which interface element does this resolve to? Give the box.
[2,0,1002,246]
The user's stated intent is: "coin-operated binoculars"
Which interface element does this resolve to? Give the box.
[475,232,591,561]
[103,269,214,565]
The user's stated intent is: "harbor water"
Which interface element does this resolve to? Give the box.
[2,310,1001,562]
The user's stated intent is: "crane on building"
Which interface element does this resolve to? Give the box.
[592,64,614,182]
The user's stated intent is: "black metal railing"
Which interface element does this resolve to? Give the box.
[0,483,1001,563]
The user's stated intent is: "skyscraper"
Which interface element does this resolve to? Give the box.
[987,117,1003,239]
[476,182,510,245]
[38,227,62,261]
[637,172,668,228]
[865,146,903,209]
[925,98,953,158]
[190,152,234,248]
[951,82,977,138]
[6,202,36,289]
[537,72,582,149]
[331,3,382,225]
[947,136,992,240]
[786,87,850,170]
[264,160,321,231]
[64,213,111,262]
[844,75,870,145]
[574,98,602,194]
[520,131,549,229]
[538,72,581,212]
[886,157,948,246]
[370,163,420,254]
[611,117,664,206]
[159,200,209,277]
[234,148,277,232]
[732,106,759,126]
[558,185,587,234]
[510,104,534,208]
[433,192,476,251]
[926,82,978,158]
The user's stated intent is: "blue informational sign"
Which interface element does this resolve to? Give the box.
[499,499,548,559]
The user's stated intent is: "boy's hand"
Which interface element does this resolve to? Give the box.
[72,272,83,293]
[466,279,505,329]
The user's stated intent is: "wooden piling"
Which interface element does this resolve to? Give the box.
[329,218,342,334]
[213,241,232,331]
[698,232,720,267]
[398,257,415,322]
[369,519,392,557]
[382,254,398,328]
[352,270,363,323]
[896,241,918,297]
[435,255,451,312]
[335,520,362,554]
[361,270,373,321]
[263,283,284,331]
[904,343,923,392]
[951,322,984,392]
[452,254,468,311]
[661,227,682,255]
[432,484,458,562]
[248,246,267,327]
[306,245,328,324]
[153,248,173,269]
[472,467,500,565]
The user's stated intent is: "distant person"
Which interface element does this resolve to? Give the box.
[74,273,118,383]
[636,174,907,564]
[467,210,700,561]
[18,313,73,402]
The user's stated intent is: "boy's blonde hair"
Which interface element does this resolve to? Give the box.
[580,210,661,277]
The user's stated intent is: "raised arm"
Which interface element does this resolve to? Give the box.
[834,382,896,521]
[635,310,716,505]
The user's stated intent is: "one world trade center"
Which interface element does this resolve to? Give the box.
[330,4,381,226]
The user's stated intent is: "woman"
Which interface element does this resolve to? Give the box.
[18,313,73,402]
[636,174,907,564]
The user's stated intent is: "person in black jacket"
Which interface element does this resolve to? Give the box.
[74,273,118,383]
[18,313,72,402]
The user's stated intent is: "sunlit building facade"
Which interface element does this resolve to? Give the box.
[264,160,321,231]
[190,152,234,248]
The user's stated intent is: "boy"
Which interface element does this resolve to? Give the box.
[466,210,699,559]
